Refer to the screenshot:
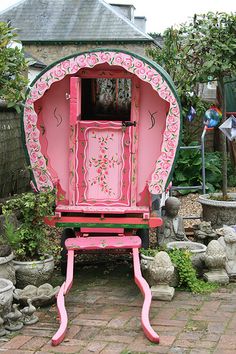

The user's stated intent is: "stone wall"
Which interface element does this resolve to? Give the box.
[0,107,30,198]
[24,42,156,66]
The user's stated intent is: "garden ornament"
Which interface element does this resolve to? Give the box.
[193,221,218,245]
[204,106,222,128]
[4,303,23,331]
[186,106,196,122]
[147,251,175,301]
[0,315,6,337]
[219,115,236,141]
[21,299,38,325]
[218,225,236,278]
[14,283,60,307]
[203,240,229,284]
[157,197,189,246]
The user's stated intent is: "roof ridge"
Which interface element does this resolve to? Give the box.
[100,0,152,41]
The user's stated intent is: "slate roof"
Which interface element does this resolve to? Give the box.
[0,0,155,43]
[24,52,46,68]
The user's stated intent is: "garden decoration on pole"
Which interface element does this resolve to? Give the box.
[219,115,236,142]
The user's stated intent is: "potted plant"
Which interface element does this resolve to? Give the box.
[0,234,15,285]
[2,191,57,288]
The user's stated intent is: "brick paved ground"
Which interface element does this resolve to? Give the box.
[1,262,236,354]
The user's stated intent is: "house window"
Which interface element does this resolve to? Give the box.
[81,78,131,121]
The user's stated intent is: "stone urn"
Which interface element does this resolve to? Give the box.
[0,253,16,285]
[148,251,175,301]
[203,240,229,284]
[198,193,236,229]
[0,278,14,317]
[166,241,207,275]
[13,255,54,289]
[141,252,178,287]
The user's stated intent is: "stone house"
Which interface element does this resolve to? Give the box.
[0,0,160,66]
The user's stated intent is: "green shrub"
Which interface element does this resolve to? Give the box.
[173,145,235,194]
[140,248,218,294]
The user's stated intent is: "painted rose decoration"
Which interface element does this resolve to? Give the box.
[23,50,181,193]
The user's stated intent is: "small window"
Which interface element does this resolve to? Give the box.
[81,78,131,121]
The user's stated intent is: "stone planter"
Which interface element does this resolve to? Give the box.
[0,253,16,285]
[13,255,54,289]
[167,241,207,275]
[199,193,236,229]
[0,278,14,317]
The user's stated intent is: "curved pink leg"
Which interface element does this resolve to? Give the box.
[132,248,159,343]
[51,249,75,346]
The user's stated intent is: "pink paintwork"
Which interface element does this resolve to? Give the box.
[132,248,159,343]
[55,205,149,213]
[45,215,163,228]
[23,51,181,197]
[51,236,159,346]
[24,50,181,348]
[76,121,131,205]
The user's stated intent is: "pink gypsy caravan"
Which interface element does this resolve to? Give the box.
[22,49,181,345]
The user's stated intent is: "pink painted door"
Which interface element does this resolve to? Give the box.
[76,121,132,206]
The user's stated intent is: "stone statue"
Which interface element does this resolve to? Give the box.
[0,315,6,337]
[218,226,236,279]
[147,251,175,301]
[203,240,229,284]
[193,221,218,245]
[157,197,189,246]
[21,299,38,325]
[4,304,23,331]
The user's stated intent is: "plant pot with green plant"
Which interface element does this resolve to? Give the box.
[140,248,218,294]
[2,191,57,289]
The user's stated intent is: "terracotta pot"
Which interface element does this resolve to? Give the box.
[199,193,236,229]
[0,253,16,285]
[13,255,54,289]
[0,278,14,317]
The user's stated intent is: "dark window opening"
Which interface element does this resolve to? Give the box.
[81,78,131,121]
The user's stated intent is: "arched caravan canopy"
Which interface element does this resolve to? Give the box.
[22,49,181,204]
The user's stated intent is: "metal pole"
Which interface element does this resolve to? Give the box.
[201,126,207,194]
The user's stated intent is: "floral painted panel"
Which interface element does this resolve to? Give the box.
[23,50,181,194]
[77,121,131,205]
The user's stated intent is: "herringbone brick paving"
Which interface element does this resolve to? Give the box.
[1,263,236,354]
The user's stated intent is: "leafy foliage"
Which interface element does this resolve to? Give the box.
[147,12,236,195]
[173,147,236,194]
[168,248,218,294]
[140,248,218,294]
[2,191,56,261]
[0,21,28,110]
